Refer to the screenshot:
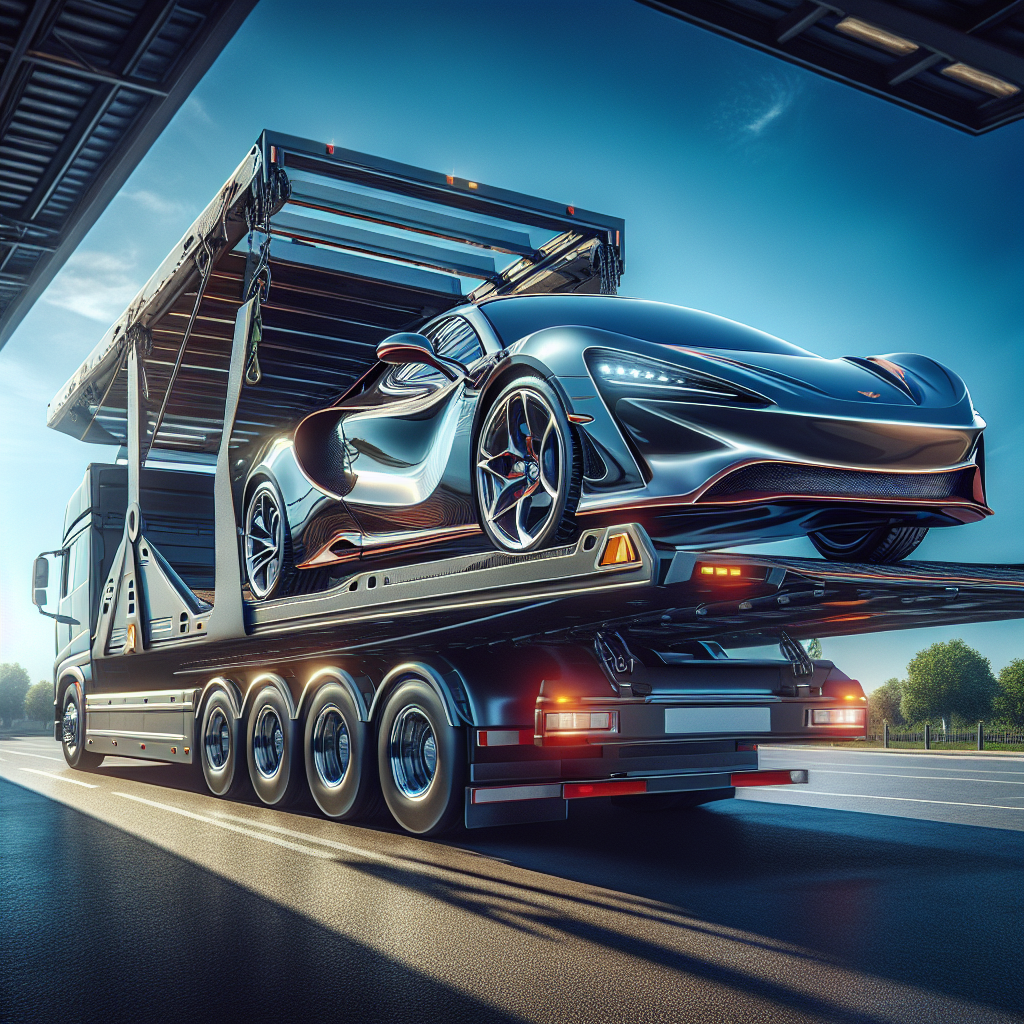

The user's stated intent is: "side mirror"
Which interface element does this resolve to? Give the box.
[32,556,49,608]
[376,333,462,382]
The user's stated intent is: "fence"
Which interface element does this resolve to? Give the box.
[870,723,1024,750]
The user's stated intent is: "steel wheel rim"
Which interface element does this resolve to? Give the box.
[245,484,284,598]
[476,387,563,551]
[205,707,230,771]
[313,705,351,788]
[253,705,285,779]
[389,706,437,799]
[62,697,79,754]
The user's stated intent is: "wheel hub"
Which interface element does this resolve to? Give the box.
[389,706,437,799]
[62,700,78,751]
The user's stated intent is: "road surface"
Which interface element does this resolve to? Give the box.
[1,736,1021,1023]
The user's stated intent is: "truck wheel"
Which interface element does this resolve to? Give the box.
[246,686,305,807]
[474,377,580,553]
[59,683,103,770]
[244,478,294,600]
[199,690,250,798]
[377,680,465,836]
[304,682,380,820]
[808,525,928,563]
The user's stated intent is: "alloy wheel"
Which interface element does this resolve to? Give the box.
[389,706,437,799]
[476,387,564,551]
[245,482,284,598]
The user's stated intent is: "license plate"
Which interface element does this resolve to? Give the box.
[664,706,771,734]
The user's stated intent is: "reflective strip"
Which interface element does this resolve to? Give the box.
[477,729,533,747]
[470,784,562,804]
[564,779,647,799]
[731,769,808,787]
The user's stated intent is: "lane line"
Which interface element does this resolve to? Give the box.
[768,749,1023,765]
[0,749,66,763]
[746,789,1024,810]
[14,767,98,788]
[809,769,1024,785]
[208,810,394,864]
[113,792,335,859]
[762,755,1024,776]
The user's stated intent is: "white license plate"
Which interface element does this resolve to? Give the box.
[664,706,772,734]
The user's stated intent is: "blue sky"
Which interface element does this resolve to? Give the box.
[0,0,1021,688]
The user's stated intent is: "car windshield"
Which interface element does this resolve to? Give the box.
[480,295,811,356]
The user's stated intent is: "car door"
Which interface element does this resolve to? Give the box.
[337,316,485,539]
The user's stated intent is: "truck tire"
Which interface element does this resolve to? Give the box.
[59,683,103,770]
[474,377,581,553]
[377,679,465,836]
[246,685,305,807]
[612,789,735,811]
[198,690,250,799]
[304,682,380,820]
[808,525,928,563]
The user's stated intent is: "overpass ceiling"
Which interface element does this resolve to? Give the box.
[0,0,258,351]
[641,0,1024,133]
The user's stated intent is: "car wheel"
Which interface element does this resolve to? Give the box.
[475,377,580,552]
[244,478,294,600]
[59,683,103,769]
[246,685,305,807]
[304,682,381,820]
[199,689,250,798]
[809,525,928,563]
[611,789,735,811]
[377,679,465,835]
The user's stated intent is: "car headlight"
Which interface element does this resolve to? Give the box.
[586,350,759,401]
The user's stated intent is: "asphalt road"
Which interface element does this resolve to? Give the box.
[1,736,1021,1024]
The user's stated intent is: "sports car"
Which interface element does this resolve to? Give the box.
[240,294,989,599]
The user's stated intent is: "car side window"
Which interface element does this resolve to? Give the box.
[380,316,483,395]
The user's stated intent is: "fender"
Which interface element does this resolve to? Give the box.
[368,661,471,727]
[242,672,296,720]
[297,666,373,722]
[196,676,243,721]
[53,664,89,739]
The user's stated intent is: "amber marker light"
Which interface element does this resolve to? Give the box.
[599,532,639,567]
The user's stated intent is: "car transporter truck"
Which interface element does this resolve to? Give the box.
[31,132,1024,834]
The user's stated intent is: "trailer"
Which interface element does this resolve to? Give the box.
[32,133,1024,834]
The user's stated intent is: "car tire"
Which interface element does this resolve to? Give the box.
[809,525,928,563]
[475,376,581,553]
[611,789,735,811]
[59,682,103,769]
[198,689,250,799]
[243,477,295,600]
[377,679,465,836]
[246,685,305,807]
[304,682,381,820]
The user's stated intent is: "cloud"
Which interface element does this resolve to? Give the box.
[716,71,802,145]
[123,188,188,218]
[43,251,139,323]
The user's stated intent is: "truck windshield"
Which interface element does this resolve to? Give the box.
[480,295,811,356]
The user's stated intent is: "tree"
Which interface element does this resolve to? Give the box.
[992,659,1024,727]
[805,638,823,659]
[901,639,998,730]
[0,663,31,727]
[869,677,904,731]
[24,682,53,726]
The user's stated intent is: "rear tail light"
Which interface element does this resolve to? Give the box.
[565,779,646,799]
[811,708,866,726]
[546,712,613,732]
[732,770,808,787]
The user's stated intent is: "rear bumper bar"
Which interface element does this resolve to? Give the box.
[464,768,808,828]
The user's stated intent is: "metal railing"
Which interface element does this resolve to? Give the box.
[871,723,1024,749]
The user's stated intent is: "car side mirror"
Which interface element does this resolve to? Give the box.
[32,556,49,608]
[376,333,462,382]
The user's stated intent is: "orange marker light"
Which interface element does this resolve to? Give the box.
[599,532,639,567]
[446,174,454,184]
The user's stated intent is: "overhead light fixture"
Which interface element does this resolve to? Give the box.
[941,63,1020,98]
[835,17,918,56]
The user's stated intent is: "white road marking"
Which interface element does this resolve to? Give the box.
[113,792,335,859]
[1,748,66,763]
[748,789,1024,811]
[15,767,98,788]
[809,769,1024,785]
[208,809,394,864]
[769,759,1024,776]
[771,749,1023,766]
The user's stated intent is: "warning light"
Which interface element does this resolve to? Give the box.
[699,565,741,577]
[326,143,334,155]
[446,174,454,184]
[467,181,478,189]
[599,532,639,567]
[567,205,575,216]
[125,623,136,653]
